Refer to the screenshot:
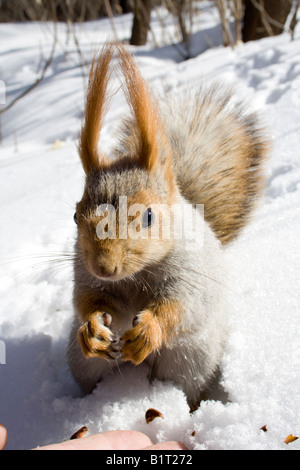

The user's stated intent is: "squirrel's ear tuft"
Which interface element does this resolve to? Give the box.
[78,44,115,174]
[116,44,171,174]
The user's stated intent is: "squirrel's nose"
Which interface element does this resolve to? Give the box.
[87,255,119,280]
[97,265,117,278]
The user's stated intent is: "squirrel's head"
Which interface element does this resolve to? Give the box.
[74,43,180,282]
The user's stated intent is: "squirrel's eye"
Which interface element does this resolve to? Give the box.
[142,208,155,228]
[73,212,78,225]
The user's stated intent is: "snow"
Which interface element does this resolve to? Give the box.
[0,4,300,450]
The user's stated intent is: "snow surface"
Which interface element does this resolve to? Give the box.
[0,4,299,450]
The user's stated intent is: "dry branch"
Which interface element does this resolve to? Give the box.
[0,22,57,115]
[215,0,235,47]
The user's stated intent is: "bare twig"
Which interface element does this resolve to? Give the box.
[104,0,119,41]
[249,0,291,35]
[138,0,158,47]
[59,0,89,91]
[0,21,57,115]
[228,0,243,43]
[289,0,300,39]
[177,1,190,43]
[215,0,235,47]
[154,4,188,59]
[164,0,197,58]
[250,0,274,36]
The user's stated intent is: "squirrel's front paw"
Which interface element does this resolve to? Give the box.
[78,312,119,360]
[121,311,163,365]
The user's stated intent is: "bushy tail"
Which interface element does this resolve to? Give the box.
[162,84,269,244]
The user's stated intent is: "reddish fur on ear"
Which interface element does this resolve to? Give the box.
[116,44,170,173]
[79,43,174,188]
[78,44,114,174]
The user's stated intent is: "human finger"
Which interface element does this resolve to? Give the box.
[143,440,188,450]
[0,424,8,450]
[33,430,153,450]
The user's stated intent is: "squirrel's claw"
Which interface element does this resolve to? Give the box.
[120,311,163,365]
[78,312,119,360]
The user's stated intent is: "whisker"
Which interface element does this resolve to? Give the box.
[128,251,236,296]
[0,247,81,287]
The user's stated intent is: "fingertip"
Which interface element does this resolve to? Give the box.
[143,440,188,450]
[33,430,154,451]
[0,423,8,450]
[110,430,154,450]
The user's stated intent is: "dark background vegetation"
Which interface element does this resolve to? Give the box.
[0,0,298,48]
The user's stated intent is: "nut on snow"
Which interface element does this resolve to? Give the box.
[70,426,89,440]
[145,408,164,424]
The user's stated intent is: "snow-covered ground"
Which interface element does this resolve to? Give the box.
[0,4,299,450]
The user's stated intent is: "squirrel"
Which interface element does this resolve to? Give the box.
[67,43,268,411]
